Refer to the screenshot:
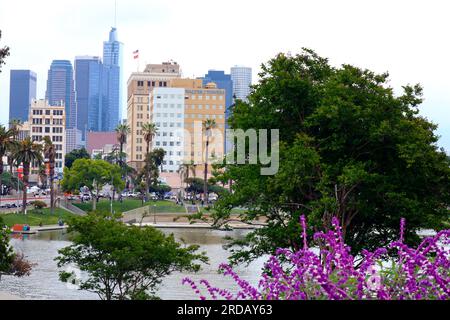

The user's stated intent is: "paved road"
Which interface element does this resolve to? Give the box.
[0,195,51,213]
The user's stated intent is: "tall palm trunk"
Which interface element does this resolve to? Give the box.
[22,162,29,214]
[145,141,150,202]
[49,163,55,214]
[203,138,209,204]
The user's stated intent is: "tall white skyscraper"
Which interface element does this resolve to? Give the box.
[230,66,252,102]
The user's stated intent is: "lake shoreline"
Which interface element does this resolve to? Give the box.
[0,291,22,300]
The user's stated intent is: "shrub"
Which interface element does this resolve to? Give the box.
[183,216,449,300]
[31,200,47,210]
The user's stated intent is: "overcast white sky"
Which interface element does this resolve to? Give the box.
[1,0,449,152]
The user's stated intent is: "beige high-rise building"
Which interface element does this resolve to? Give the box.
[126,62,226,186]
[169,79,225,175]
[126,61,182,169]
[29,99,66,174]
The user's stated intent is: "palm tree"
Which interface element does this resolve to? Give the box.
[115,124,130,201]
[38,164,47,189]
[43,136,55,214]
[202,119,217,204]
[142,122,158,155]
[115,124,130,168]
[142,122,158,200]
[178,161,197,199]
[14,138,43,213]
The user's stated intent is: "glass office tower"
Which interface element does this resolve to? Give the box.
[46,60,77,128]
[9,70,37,123]
[230,66,252,102]
[102,27,123,131]
[75,56,103,139]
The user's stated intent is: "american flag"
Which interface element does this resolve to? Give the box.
[133,50,139,59]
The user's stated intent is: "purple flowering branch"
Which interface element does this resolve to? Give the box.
[183,216,449,300]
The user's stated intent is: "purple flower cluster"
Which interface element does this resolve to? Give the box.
[183,216,450,300]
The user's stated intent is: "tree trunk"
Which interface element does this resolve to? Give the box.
[8,157,13,175]
[145,141,150,203]
[203,139,209,204]
[92,183,97,212]
[120,143,124,167]
[50,164,55,214]
[22,162,29,214]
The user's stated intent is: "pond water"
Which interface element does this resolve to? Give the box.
[0,228,266,300]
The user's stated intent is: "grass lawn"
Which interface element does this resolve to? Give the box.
[0,208,76,227]
[147,200,186,213]
[73,199,185,214]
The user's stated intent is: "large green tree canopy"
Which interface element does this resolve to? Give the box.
[213,49,450,264]
[56,212,207,300]
[64,147,90,169]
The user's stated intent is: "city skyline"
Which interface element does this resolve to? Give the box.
[1,0,450,152]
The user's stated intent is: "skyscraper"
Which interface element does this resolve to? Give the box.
[230,66,252,102]
[9,70,37,123]
[200,70,233,116]
[75,56,103,139]
[102,27,123,131]
[46,60,77,128]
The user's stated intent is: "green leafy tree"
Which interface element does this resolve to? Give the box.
[1,172,23,191]
[64,147,90,169]
[0,218,14,280]
[0,217,33,282]
[0,125,18,176]
[212,49,450,264]
[56,212,207,300]
[14,138,43,213]
[138,148,166,190]
[61,159,124,211]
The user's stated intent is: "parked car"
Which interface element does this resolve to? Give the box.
[81,194,91,201]
[208,193,218,201]
[130,192,142,198]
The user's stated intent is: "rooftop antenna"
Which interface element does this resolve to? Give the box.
[114,0,117,28]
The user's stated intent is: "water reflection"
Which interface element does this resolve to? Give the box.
[1,228,266,300]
